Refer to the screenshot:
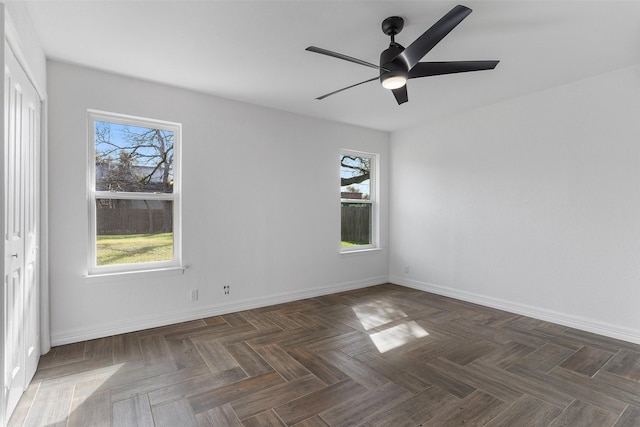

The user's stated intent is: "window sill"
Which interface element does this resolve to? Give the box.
[340,247,383,256]
[84,266,187,282]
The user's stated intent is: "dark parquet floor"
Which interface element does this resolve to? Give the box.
[8,284,640,426]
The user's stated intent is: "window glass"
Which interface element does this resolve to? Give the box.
[95,199,173,266]
[89,111,180,274]
[340,152,375,250]
[95,121,174,193]
[340,155,370,200]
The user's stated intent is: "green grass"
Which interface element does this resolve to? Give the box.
[341,241,368,247]
[97,233,173,266]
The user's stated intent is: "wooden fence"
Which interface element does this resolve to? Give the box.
[98,202,366,239]
[96,201,172,235]
[341,204,371,244]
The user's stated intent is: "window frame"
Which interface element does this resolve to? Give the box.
[87,110,182,275]
[340,149,379,253]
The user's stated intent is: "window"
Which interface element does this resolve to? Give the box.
[88,110,181,274]
[340,150,377,251]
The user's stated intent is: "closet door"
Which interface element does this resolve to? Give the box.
[3,41,40,422]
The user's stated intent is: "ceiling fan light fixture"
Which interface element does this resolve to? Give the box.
[381,72,407,90]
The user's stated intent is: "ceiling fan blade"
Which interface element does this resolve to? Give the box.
[396,5,472,71]
[306,46,388,71]
[315,76,379,100]
[392,85,408,105]
[409,60,499,78]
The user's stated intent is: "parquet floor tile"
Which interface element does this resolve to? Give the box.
[8,284,640,426]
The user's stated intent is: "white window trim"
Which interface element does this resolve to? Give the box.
[340,149,379,253]
[87,110,182,275]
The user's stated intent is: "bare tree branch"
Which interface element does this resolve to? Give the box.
[340,155,370,187]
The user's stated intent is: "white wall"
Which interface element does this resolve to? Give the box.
[47,61,389,345]
[390,65,640,344]
[4,2,46,94]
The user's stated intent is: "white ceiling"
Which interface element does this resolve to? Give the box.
[21,0,640,132]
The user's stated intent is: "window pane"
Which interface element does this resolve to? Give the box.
[96,198,173,266]
[340,155,370,200]
[95,121,174,193]
[341,202,371,246]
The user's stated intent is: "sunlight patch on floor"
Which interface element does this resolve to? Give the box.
[369,320,429,353]
[74,363,125,396]
[28,362,126,425]
[352,302,430,353]
[352,302,409,330]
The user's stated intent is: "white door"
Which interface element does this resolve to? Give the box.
[3,42,40,422]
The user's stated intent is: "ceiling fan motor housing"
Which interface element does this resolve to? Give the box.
[380,43,408,85]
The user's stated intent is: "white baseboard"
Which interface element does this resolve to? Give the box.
[51,276,388,346]
[390,276,640,346]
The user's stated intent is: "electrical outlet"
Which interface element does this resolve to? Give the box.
[404,265,410,274]
[224,285,230,295]
[190,289,199,301]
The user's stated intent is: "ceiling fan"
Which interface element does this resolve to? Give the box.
[306,4,499,105]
